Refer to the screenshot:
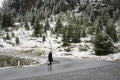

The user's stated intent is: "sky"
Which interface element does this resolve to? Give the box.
[0,0,4,7]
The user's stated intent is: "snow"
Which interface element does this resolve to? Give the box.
[0,0,3,7]
[49,22,56,28]
[0,17,120,68]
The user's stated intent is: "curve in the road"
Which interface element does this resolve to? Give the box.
[0,57,113,80]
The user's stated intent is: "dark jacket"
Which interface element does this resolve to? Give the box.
[48,52,53,62]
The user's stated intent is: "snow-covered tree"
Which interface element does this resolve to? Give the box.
[6,33,10,40]
[62,20,81,44]
[94,32,115,55]
[81,28,87,37]
[33,20,42,37]
[55,18,63,34]
[105,19,118,42]
[93,15,115,55]
[25,22,30,30]
[42,35,46,42]
[62,26,69,46]
[16,37,20,45]
[31,16,36,26]
[44,19,50,33]
[95,16,104,34]
[1,14,14,29]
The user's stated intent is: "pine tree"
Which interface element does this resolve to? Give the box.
[100,13,118,42]
[16,37,20,45]
[44,19,50,33]
[6,33,10,40]
[25,22,30,30]
[81,29,86,37]
[118,34,120,41]
[62,27,70,46]
[95,17,103,34]
[1,14,14,29]
[93,15,115,55]
[62,21,81,44]
[1,14,6,28]
[72,26,81,43]
[12,33,15,37]
[55,18,63,34]
[94,32,115,55]
[42,35,46,42]
[67,24,75,42]
[31,16,35,26]
[33,20,42,37]
[105,19,118,42]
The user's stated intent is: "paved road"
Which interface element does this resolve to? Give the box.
[0,55,119,80]
[0,50,120,80]
[17,62,120,80]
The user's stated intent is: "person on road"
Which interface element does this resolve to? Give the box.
[48,51,53,70]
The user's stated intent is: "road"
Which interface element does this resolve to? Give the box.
[0,51,120,80]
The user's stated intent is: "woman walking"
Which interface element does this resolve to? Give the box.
[48,51,53,70]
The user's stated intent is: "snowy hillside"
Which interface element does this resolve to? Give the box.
[0,0,120,62]
[0,18,120,61]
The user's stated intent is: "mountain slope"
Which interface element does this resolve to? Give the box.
[0,0,120,61]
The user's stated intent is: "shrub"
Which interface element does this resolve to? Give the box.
[16,37,20,45]
[63,41,71,47]
[0,55,33,67]
[64,47,71,52]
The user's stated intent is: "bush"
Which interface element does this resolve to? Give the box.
[42,35,46,42]
[25,22,30,30]
[16,37,20,45]
[0,55,33,67]
[1,13,14,29]
[33,21,42,37]
[12,33,15,37]
[6,33,11,40]
[63,41,71,47]
[36,52,43,56]
[79,46,88,51]
[64,47,71,52]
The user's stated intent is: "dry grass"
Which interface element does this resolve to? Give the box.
[21,48,45,56]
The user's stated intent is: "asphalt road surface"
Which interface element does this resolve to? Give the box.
[0,55,120,80]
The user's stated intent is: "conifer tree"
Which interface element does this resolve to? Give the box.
[44,19,50,33]
[33,20,42,37]
[31,16,35,26]
[72,26,81,43]
[42,35,46,42]
[25,22,30,30]
[100,13,118,42]
[16,37,20,45]
[62,21,81,43]
[62,27,70,46]
[55,18,63,34]
[1,14,6,28]
[81,29,87,37]
[94,16,115,55]
[105,19,118,42]
[67,24,75,42]
[6,33,10,40]
[94,32,115,55]
[1,14,14,29]
[95,17,103,34]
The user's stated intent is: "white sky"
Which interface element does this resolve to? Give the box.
[0,0,4,7]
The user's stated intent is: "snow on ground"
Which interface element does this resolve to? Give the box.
[0,22,120,63]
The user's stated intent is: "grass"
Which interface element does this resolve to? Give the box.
[21,48,45,56]
[21,49,35,53]
[0,55,34,67]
